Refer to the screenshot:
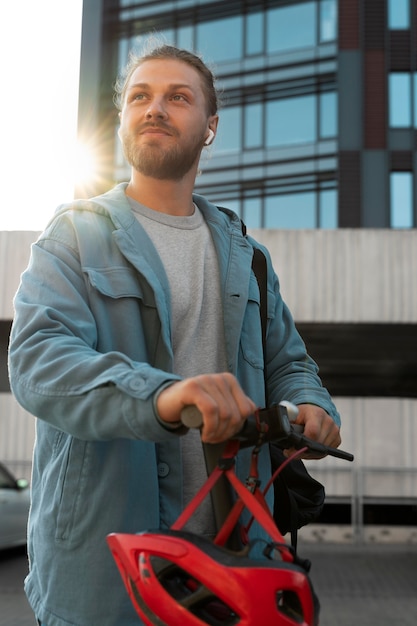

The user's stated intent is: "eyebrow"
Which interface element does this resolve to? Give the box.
[127,82,195,92]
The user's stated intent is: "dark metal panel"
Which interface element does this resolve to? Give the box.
[338,151,361,227]
[363,0,386,50]
[389,31,412,71]
[298,322,417,398]
[390,151,413,171]
[364,50,387,149]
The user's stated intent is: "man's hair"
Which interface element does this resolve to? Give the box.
[114,41,219,116]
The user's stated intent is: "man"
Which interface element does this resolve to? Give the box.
[8,43,341,625]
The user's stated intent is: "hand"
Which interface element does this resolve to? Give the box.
[287,403,341,459]
[156,372,256,443]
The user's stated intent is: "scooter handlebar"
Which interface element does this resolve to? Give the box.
[180,401,354,462]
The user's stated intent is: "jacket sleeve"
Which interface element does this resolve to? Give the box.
[256,242,341,426]
[8,216,184,442]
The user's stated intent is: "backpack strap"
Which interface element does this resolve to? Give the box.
[215,208,268,397]
[251,247,268,402]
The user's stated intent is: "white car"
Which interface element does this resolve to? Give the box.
[0,462,30,550]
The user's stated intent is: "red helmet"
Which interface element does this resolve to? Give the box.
[107,529,318,626]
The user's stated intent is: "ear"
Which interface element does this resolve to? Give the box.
[204,116,219,146]
[204,129,215,146]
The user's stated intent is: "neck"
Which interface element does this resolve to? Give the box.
[126,168,197,216]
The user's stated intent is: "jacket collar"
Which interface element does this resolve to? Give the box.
[58,183,255,374]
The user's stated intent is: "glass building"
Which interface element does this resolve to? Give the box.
[79,0,417,230]
[17,0,410,532]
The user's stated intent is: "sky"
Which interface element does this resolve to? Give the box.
[1,0,84,230]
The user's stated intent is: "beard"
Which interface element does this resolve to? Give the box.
[120,126,203,181]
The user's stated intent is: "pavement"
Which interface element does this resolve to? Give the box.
[1,541,417,625]
[0,546,33,626]
[301,542,417,626]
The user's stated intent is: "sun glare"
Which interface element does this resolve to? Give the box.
[74,142,98,191]
[1,1,83,231]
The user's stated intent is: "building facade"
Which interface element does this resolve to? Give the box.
[79,0,417,230]
[1,0,417,541]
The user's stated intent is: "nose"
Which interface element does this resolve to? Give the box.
[145,96,168,120]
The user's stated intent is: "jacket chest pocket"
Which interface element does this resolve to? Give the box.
[83,267,164,361]
[85,266,152,301]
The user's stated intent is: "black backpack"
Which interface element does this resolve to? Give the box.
[251,245,325,548]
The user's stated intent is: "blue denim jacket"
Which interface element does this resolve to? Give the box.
[9,183,339,625]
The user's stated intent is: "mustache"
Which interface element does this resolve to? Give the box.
[137,122,178,136]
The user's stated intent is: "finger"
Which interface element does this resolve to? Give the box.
[315,416,341,448]
[324,425,341,449]
[200,388,243,442]
[158,373,256,443]
[298,405,341,449]
[199,373,255,442]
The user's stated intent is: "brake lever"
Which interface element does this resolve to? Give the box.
[279,431,354,461]
[258,403,354,462]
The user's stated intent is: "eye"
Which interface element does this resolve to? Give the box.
[171,94,187,102]
[128,92,148,103]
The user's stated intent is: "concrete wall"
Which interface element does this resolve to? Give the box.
[2,230,416,533]
[250,229,417,323]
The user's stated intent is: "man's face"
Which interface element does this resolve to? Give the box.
[118,59,217,181]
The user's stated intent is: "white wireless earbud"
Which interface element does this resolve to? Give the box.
[204,129,215,146]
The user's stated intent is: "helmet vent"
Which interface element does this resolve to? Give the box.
[276,589,304,624]
[151,556,240,625]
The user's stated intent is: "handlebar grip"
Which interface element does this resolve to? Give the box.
[180,406,266,447]
[180,404,304,435]
[181,405,203,429]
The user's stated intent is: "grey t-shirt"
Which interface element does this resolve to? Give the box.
[129,198,227,536]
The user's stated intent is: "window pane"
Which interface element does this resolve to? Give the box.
[389,73,412,127]
[118,37,130,71]
[320,0,338,42]
[319,189,338,228]
[243,197,262,228]
[320,91,337,138]
[267,2,316,54]
[244,103,263,148]
[246,12,263,56]
[388,0,409,29]
[177,25,193,50]
[265,192,316,228]
[158,29,174,45]
[197,16,243,63]
[390,173,413,228]
[414,73,417,128]
[216,106,242,153]
[266,96,316,147]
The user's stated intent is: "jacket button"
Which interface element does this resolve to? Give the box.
[157,463,170,477]
[129,378,144,391]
